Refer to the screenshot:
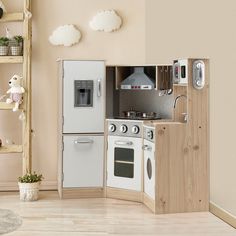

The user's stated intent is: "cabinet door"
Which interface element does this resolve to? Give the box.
[63,135,104,188]
[143,139,155,200]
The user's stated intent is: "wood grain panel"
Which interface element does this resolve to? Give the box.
[0,145,23,154]
[152,59,209,214]
[0,56,23,63]
[106,187,142,202]
[0,13,24,22]
[62,188,104,199]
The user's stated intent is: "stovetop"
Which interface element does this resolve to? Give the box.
[113,116,162,121]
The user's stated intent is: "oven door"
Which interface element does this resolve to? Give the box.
[107,136,142,191]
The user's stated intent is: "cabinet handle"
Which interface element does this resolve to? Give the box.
[74,139,94,144]
[115,141,133,146]
[97,79,101,97]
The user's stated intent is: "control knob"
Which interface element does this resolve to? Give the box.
[147,130,153,140]
[132,125,140,134]
[196,80,202,87]
[120,125,128,133]
[109,124,116,132]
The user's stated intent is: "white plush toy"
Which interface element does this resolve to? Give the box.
[6,75,25,112]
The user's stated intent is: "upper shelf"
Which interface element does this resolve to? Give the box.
[0,13,24,23]
[0,102,23,110]
[0,102,14,110]
[113,65,173,91]
[0,145,23,154]
[0,56,23,64]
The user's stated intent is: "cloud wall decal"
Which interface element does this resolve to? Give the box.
[49,25,81,47]
[89,10,122,33]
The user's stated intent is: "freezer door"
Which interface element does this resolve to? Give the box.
[63,60,105,133]
[63,135,104,188]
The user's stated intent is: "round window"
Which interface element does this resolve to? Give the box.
[147,158,152,180]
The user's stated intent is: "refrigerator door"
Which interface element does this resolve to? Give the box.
[63,135,104,188]
[63,60,105,133]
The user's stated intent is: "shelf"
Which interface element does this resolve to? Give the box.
[0,56,23,64]
[0,102,22,110]
[0,13,24,22]
[0,102,14,110]
[0,145,23,154]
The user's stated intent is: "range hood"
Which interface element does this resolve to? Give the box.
[120,67,155,90]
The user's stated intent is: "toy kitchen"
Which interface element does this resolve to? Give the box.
[57,58,209,214]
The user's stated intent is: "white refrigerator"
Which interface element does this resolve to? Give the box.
[62,60,105,188]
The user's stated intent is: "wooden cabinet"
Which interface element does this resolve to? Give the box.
[107,65,172,91]
[143,59,209,214]
[157,66,173,91]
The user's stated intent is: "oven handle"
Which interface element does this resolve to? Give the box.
[115,141,133,146]
[142,145,152,151]
[74,139,94,144]
[97,78,101,97]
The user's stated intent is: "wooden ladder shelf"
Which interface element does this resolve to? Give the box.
[0,0,32,175]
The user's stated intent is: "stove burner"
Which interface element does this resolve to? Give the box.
[117,110,161,120]
[113,116,161,121]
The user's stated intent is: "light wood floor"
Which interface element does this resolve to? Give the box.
[0,191,235,236]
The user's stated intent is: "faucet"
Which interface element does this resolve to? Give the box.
[173,95,187,108]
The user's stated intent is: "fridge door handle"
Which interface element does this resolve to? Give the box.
[97,78,101,97]
[74,139,94,144]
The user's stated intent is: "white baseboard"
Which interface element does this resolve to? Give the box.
[210,202,236,229]
[0,181,57,191]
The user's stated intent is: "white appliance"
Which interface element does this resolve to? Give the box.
[107,120,142,191]
[173,59,188,84]
[143,126,155,200]
[62,60,105,188]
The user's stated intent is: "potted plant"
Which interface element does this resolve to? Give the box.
[0,37,9,56]
[18,172,43,201]
[10,35,23,56]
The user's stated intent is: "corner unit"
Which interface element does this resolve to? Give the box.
[143,58,209,214]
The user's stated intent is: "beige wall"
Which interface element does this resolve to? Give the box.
[0,0,146,188]
[146,0,236,216]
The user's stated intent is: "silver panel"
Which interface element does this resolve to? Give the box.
[107,120,143,138]
[193,60,205,90]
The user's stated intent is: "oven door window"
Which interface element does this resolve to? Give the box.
[74,80,93,107]
[114,147,134,178]
[147,158,152,180]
